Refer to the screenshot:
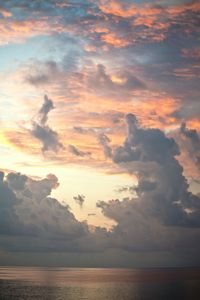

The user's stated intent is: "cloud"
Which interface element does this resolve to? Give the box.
[25,39,84,87]
[113,113,200,227]
[0,0,199,50]
[1,123,200,257]
[97,0,200,47]
[68,144,91,157]
[98,133,113,158]
[0,0,199,265]
[30,95,64,153]
[0,171,89,249]
[38,94,55,125]
[97,114,200,252]
[171,101,200,122]
[0,169,113,254]
[26,61,60,87]
[171,122,200,180]
[88,64,146,96]
[0,171,24,235]
[101,32,132,48]
[6,172,28,191]
[180,123,200,167]
[73,194,85,208]
[182,47,200,59]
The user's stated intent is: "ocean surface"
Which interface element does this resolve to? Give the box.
[0,267,200,300]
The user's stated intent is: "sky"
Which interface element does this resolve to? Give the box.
[0,0,200,267]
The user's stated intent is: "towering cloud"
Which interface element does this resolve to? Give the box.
[113,114,200,227]
[30,95,64,153]
[97,114,200,251]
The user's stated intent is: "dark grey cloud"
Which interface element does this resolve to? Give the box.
[97,196,200,253]
[6,172,28,191]
[0,171,89,247]
[73,194,85,208]
[68,144,91,157]
[112,113,200,227]
[98,133,113,159]
[31,123,63,153]
[180,122,200,167]
[115,185,136,194]
[88,64,146,98]
[25,39,84,87]
[38,95,54,125]
[26,61,60,87]
[170,122,200,180]
[30,95,64,153]
[73,126,89,134]
[0,170,112,254]
[171,102,200,121]
[96,114,200,253]
[0,172,24,235]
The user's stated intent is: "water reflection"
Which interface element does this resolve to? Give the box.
[0,267,200,300]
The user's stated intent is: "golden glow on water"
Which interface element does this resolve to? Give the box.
[0,267,200,285]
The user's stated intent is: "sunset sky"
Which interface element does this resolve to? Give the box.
[0,0,200,267]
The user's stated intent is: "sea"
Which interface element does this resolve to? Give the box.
[0,267,200,300]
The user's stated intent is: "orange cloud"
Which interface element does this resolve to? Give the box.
[173,65,200,79]
[98,0,199,46]
[0,17,71,45]
[91,26,109,33]
[98,0,163,19]
[0,9,12,17]
[168,1,200,15]
[98,0,139,18]
[101,32,131,47]
[0,129,40,155]
[187,119,200,131]
[182,47,200,59]
[99,0,200,19]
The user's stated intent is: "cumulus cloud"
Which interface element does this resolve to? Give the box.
[0,171,89,248]
[112,113,200,227]
[97,114,200,252]
[30,95,64,153]
[1,114,200,257]
[0,170,114,254]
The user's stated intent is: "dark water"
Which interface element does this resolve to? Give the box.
[0,267,200,300]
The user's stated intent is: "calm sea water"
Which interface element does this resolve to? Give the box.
[0,267,200,300]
